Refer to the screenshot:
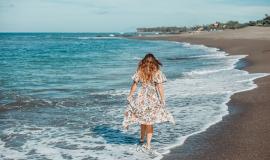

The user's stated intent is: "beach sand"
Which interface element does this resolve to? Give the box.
[134,26,270,160]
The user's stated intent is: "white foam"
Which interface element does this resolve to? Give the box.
[78,36,120,40]
[133,56,142,60]
[61,36,121,40]
[184,67,233,76]
[176,42,230,59]
[153,42,269,158]
[0,124,163,160]
[88,88,129,96]
[77,36,92,40]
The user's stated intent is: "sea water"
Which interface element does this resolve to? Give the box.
[0,33,267,160]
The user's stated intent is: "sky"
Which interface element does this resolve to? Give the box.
[0,0,270,32]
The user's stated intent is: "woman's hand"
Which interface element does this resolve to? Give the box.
[156,83,165,106]
[127,82,137,103]
[160,99,166,106]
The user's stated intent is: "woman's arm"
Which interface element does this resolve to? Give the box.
[128,81,137,99]
[156,83,165,104]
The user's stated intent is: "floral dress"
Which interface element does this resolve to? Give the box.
[122,70,175,128]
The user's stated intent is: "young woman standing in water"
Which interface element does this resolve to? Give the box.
[123,53,175,152]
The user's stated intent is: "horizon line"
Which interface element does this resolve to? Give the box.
[0,31,135,33]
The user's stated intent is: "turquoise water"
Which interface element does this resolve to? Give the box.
[0,33,267,159]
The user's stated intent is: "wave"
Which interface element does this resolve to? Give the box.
[0,88,129,112]
[177,42,248,76]
[0,96,53,112]
[166,56,200,61]
[88,88,129,96]
[183,67,234,76]
[132,56,142,60]
[180,42,228,56]
[61,36,121,40]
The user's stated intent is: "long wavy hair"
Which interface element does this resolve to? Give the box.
[136,53,162,83]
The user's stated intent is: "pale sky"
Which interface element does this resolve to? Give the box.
[0,0,270,32]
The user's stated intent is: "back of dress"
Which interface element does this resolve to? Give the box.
[122,69,175,128]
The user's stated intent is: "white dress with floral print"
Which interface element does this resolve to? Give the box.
[122,70,175,128]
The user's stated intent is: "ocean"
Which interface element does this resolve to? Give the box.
[0,33,267,160]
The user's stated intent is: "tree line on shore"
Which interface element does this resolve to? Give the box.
[137,14,270,33]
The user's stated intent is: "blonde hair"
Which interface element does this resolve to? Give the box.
[137,53,162,83]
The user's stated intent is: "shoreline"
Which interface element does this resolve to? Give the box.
[132,27,270,160]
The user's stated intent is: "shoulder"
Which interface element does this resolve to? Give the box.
[131,70,140,82]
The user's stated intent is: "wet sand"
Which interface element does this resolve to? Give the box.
[134,27,270,160]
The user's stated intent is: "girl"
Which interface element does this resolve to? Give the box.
[122,53,175,152]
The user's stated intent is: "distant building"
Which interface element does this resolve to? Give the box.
[137,28,145,32]
[213,22,220,28]
[197,27,204,31]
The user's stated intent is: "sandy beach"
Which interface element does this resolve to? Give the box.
[134,26,270,160]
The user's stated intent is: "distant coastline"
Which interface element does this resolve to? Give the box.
[136,14,270,34]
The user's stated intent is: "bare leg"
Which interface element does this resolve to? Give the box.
[146,125,153,149]
[140,124,146,143]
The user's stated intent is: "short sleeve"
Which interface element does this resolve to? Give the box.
[131,71,140,83]
[153,70,167,84]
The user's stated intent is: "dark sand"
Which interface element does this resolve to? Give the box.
[134,27,270,160]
